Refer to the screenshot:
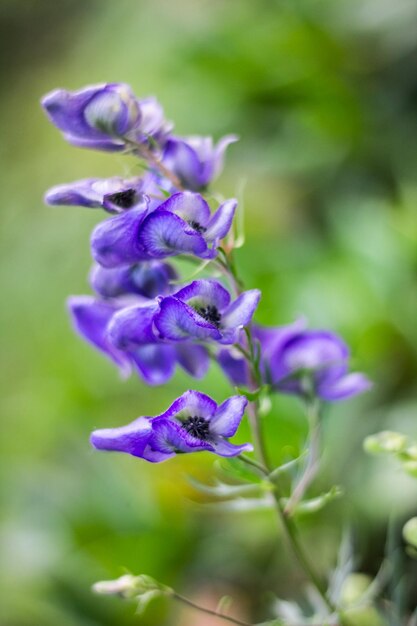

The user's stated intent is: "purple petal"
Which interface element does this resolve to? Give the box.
[210,396,248,437]
[173,279,231,311]
[175,343,210,378]
[91,206,148,268]
[218,348,251,386]
[130,344,176,386]
[107,302,160,349]
[44,177,145,212]
[204,199,237,242]
[318,373,372,401]
[45,178,103,208]
[141,447,176,463]
[222,289,261,329]
[90,261,176,299]
[158,192,211,226]
[150,419,214,454]
[90,417,152,457]
[154,298,222,341]
[211,439,253,457]
[270,330,349,386]
[42,83,140,151]
[67,296,130,374]
[163,139,204,190]
[137,210,209,258]
[157,390,217,422]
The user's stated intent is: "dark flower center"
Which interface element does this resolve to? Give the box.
[183,415,211,440]
[197,305,222,327]
[189,220,207,234]
[106,189,137,209]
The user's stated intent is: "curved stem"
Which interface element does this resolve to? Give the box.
[124,138,185,190]
[172,592,252,626]
[220,252,338,618]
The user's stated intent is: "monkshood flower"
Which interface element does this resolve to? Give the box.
[90,390,252,462]
[91,191,237,267]
[90,261,177,299]
[267,327,371,401]
[68,296,208,385]
[218,321,371,402]
[163,135,238,191]
[42,83,172,152]
[42,83,141,151]
[44,176,147,214]
[153,279,261,345]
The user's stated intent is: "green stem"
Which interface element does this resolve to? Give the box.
[172,592,252,626]
[220,252,338,618]
[124,138,185,190]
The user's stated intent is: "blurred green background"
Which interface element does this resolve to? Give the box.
[2,0,417,624]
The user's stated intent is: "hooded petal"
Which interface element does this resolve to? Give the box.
[42,83,140,151]
[210,396,248,437]
[156,390,217,422]
[158,192,211,226]
[318,372,372,401]
[163,139,204,190]
[130,344,176,386]
[90,416,152,456]
[173,279,231,312]
[154,297,222,341]
[270,330,349,386]
[221,289,261,328]
[91,206,148,268]
[175,343,210,379]
[204,199,237,242]
[210,439,253,457]
[107,302,160,349]
[137,210,210,258]
[67,296,130,374]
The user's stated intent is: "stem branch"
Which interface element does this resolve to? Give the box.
[172,592,252,626]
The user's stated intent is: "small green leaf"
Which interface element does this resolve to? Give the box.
[403,517,417,549]
[187,476,264,498]
[215,457,264,483]
[282,485,343,516]
[363,431,408,455]
[235,386,261,401]
[401,459,417,478]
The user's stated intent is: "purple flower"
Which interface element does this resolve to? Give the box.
[68,296,209,385]
[265,324,371,401]
[218,321,371,402]
[90,390,252,462]
[41,83,142,151]
[163,135,238,191]
[91,191,237,267]
[44,177,147,214]
[153,279,261,345]
[90,261,177,299]
[134,96,173,147]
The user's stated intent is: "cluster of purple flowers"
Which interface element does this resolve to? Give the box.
[42,82,371,464]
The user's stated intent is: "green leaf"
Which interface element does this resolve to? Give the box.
[363,431,408,455]
[403,517,417,549]
[215,457,264,484]
[281,485,343,516]
[187,476,265,498]
[235,386,261,401]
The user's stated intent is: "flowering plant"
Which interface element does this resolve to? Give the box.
[42,82,414,626]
